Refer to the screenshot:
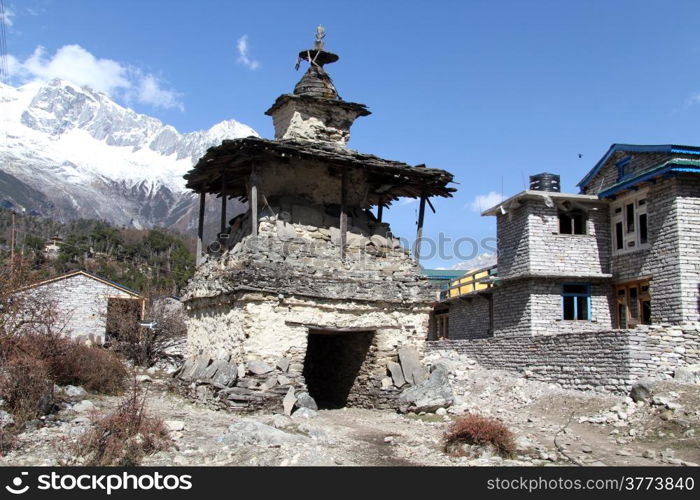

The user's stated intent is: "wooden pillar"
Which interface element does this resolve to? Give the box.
[415,194,427,263]
[196,192,205,266]
[339,170,347,260]
[250,163,258,236]
[377,197,383,222]
[220,175,227,235]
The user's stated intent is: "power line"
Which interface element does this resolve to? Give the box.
[0,0,9,83]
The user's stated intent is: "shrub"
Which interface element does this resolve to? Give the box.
[444,414,516,458]
[1,333,128,395]
[0,354,53,424]
[71,384,172,466]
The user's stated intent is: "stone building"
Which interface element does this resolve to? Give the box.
[431,145,700,392]
[180,31,454,410]
[21,270,144,345]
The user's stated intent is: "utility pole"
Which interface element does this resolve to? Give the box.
[9,210,15,271]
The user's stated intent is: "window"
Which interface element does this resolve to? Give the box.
[615,281,651,328]
[616,156,632,181]
[562,283,591,321]
[610,190,649,254]
[558,211,587,235]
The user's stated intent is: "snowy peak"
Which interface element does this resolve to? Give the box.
[0,78,257,228]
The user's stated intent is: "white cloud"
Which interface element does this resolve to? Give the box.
[131,73,184,111]
[468,191,505,213]
[1,6,14,27]
[236,35,260,70]
[398,198,418,206]
[8,44,184,111]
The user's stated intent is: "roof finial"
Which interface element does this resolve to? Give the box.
[314,25,326,51]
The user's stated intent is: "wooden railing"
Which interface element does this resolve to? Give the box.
[439,265,498,300]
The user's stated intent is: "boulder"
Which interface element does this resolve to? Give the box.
[398,365,454,413]
[62,385,87,398]
[72,400,95,413]
[674,364,700,385]
[247,360,274,375]
[387,361,406,387]
[398,347,428,385]
[178,356,211,382]
[630,379,655,402]
[203,359,237,388]
[295,392,318,411]
[381,377,393,389]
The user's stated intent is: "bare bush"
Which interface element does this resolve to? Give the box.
[109,296,186,367]
[0,354,53,424]
[70,384,172,466]
[444,414,516,458]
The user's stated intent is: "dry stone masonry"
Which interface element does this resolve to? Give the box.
[178,29,454,412]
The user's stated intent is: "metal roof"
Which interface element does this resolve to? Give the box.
[577,144,700,190]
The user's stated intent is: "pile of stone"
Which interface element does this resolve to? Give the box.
[172,356,312,413]
[381,347,455,414]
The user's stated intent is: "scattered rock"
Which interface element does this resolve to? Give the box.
[292,408,318,419]
[630,379,655,402]
[71,400,95,413]
[0,410,14,428]
[165,420,185,432]
[135,375,152,384]
[247,360,274,376]
[276,358,290,373]
[398,346,428,385]
[674,365,700,384]
[381,377,393,389]
[223,419,306,447]
[277,375,291,386]
[387,361,406,387]
[295,392,318,411]
[283,387,296,416]
[62,385,87,398]
[398,365,454,413]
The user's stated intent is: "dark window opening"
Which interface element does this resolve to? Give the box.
[626,203,635,233]
[303,329,374,409]
[639,213,648,244]
[562,284,591,321]
[615,281,651,328]
[615,222,624,250]
[558,211,587,235]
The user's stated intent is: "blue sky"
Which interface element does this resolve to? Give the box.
[5,0,700,268]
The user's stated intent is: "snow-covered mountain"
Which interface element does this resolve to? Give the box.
[449,252,497,271]
[0,78,257,230]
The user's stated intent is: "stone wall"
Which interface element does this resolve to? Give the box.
[611,175,700,324]
[495,198,611,280]
[28,273,140,344]
[446,294,492,339]
[427,322,700,392]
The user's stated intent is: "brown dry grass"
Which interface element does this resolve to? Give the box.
[445,413,516,458]
[70,384,172,466]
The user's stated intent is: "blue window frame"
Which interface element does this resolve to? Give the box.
[561,283,591,321]
[616,156,632,182]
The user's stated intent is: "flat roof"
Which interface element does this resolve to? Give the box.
[482,190,604,216]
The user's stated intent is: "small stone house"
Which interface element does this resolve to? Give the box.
[431,144,700,391]
[22,270,144,345]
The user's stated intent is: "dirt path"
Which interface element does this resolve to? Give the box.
[2,361,698,467]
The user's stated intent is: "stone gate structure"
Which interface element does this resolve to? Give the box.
[180,29,454,410]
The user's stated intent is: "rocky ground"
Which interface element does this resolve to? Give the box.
[1,354,699,467]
